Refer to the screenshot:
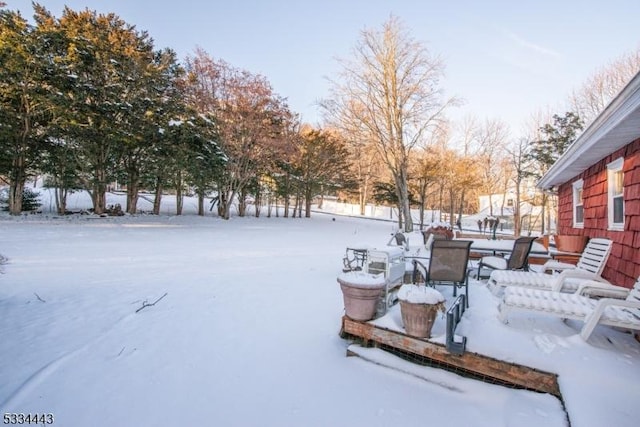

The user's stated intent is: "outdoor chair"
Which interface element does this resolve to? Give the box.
[412,239,473,307]
[475,236,537,279]
[388,232,408,250]
[342,247,368,272]
[542,238,612,274]
[487,238,613,296]
[498,276,640,341]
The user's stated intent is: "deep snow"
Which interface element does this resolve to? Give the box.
[0,190,638,427]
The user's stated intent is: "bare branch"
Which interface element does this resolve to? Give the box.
[136,292,168,313]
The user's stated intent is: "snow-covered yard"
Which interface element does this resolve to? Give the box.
[0,191,638,426]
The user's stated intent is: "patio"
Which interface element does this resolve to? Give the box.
[339,276,640,427]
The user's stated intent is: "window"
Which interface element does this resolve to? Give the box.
[572,179,584,228]
[607,158,625,230]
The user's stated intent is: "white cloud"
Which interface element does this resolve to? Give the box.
[503,29,562,59]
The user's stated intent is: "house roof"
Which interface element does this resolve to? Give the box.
[538,71,640,190]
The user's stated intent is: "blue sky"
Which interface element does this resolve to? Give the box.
[7,0,640,137]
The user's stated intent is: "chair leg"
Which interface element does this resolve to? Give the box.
[465,278,469,307]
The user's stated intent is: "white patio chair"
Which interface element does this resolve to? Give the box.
[498,277,640,341]
[542,237,612,274]
[487,238,612,295]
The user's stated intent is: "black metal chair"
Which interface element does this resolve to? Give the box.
[388,232,408,249]
[476,236,537,279]
[412,239,473,307]
[342,247,367,272]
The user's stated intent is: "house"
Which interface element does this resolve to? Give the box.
[538,71,640,288]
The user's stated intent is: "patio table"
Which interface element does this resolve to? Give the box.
[468,239,549,257]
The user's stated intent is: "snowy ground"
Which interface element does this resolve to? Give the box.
[0,190,639,426]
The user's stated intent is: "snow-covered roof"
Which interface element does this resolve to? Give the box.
[538,70,640,190]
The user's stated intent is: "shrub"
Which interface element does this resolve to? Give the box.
[0,187,42,212]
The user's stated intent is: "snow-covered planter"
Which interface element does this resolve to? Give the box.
[423,222,454,246]
[337,271,386,321]
[397,284,446,338]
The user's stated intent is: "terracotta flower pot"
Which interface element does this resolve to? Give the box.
[397,284,445,338]
[423,226,454,244]
[338,272,386,321]
[554,235,588,253]
[399,300,440,338]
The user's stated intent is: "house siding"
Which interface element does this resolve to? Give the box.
[556,137,640,288]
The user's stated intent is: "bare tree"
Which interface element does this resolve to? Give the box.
[569,48,640,126]
[505,138,535,236]
[473,119,511,216]
[322,16,456,232]
[184,49,295,219]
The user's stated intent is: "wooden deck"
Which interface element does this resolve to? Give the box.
[340,316,561,398]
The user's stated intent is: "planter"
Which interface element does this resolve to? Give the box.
[399,300,442,338]
[338,272,386,321]
[554,235,588,253]
[398,285,445,338]
[422,225,454,245]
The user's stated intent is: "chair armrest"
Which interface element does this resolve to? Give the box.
[580,298,640,340]
[412,259,428,283]
[550,269,603,291]
[575,281,627,299]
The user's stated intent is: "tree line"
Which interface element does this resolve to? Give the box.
[0,4,351,217]
[2,6,638,231]
[321,16,640,233]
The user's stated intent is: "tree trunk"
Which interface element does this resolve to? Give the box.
[283,198,290,217]
[514,179,522,236]
[197,192,205,216]
[91,144,108,215]
[92,168,107,215]
[438,185,444,222]
[283,175,290,218]
[238,189,247,217]
[175,172,183,215]
[394,171,413,232]
[457,190,466,231]
[126,166,139,214]
[56,186,68,215]
[153,177,163,215]
[305,185,312,218]
[9,179,25,215]
[255,186,262,217]
[219,187,233,219]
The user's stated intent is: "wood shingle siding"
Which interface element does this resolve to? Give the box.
[556,137,640,288]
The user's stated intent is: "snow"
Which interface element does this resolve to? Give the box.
[0,190,639,427]
[337,271,385,288]
[397,284,445,304]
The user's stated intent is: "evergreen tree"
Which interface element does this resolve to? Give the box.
[527,111,584,234]
[0,9,53,214]
[527,112,584,178]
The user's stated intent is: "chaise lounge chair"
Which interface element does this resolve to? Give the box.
[541,237,612,274]
[487,238,612,295]
[498,277,640,341]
